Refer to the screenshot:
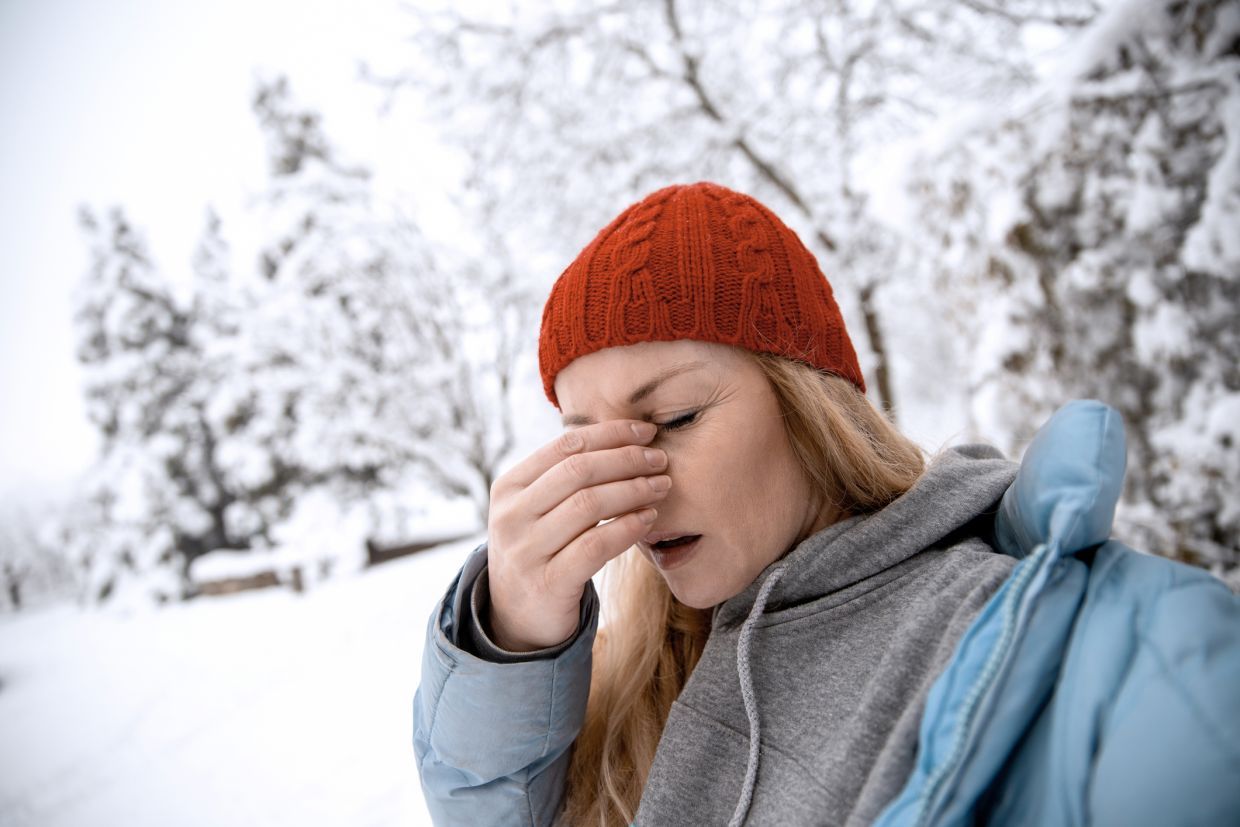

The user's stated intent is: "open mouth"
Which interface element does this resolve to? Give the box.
[653,534,702,550]
[645,533,704,570]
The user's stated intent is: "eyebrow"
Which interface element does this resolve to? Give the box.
[561,361,709,426]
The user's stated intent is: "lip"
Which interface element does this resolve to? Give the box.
[642,530,700,545]
[641,532,703,571]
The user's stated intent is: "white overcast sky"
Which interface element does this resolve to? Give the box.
[0,0,461,498]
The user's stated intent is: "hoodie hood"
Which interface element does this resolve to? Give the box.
[707,444,1018,827]
[713,444,1018,631]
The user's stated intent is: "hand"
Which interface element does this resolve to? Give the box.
[485,420,671,651]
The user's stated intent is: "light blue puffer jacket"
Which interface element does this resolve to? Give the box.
[875,400,1240,826]
[414,401,1240,825]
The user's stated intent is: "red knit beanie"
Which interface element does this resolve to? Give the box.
[538,181,865,408]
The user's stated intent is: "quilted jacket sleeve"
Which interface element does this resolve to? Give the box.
[414,543,599,826]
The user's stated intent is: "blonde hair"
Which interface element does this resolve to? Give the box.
[561,352,926,826]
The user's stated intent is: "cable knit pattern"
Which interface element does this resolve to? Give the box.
[538,181,865,407]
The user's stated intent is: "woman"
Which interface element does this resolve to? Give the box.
[414,182,1240,826]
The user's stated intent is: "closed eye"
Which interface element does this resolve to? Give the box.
[657,411,699,432]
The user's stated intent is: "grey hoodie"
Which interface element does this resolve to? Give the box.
[634,445,1019,826]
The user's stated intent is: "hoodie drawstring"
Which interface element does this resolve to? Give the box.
[727,560,790,827]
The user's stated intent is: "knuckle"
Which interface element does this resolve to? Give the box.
[488,501,513,530]
[571,487,601,517]
[556,431,583,456]
[578,530,606,563]
[560,452,590,484]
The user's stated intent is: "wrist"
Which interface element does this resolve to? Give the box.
[486,606,576,653]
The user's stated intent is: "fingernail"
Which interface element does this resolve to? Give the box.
[562,431,583,452]
[631,422,657,440]
[637,508,658,524]
[647,475,671,492]
[644,448,666,467]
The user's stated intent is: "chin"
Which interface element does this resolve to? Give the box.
[665,577,730,610]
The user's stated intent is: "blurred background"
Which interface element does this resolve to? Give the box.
[1,0,1236,824]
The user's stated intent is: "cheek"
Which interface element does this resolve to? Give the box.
[731,423,809,536]
[660,433,737,516]
[753,444,805,513]
[685,421,800,516]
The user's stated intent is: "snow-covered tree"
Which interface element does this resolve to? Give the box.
[900,0,1240,575]
[69,203,354,601]
[70,207,251,598]
[67,77,536,602]
[0,494,78,612]
[369,0,1101,414]
[249,76,528,525]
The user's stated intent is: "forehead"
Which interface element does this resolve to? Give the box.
[555,340,741,414]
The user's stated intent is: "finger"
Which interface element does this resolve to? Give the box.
[532,474,671,557]
[521,444,668,516]
[547,507,658,585]
[499,419,659,491]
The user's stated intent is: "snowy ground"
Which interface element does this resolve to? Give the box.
[0,535,482,827]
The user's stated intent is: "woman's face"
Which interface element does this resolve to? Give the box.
[555,340,836,608]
